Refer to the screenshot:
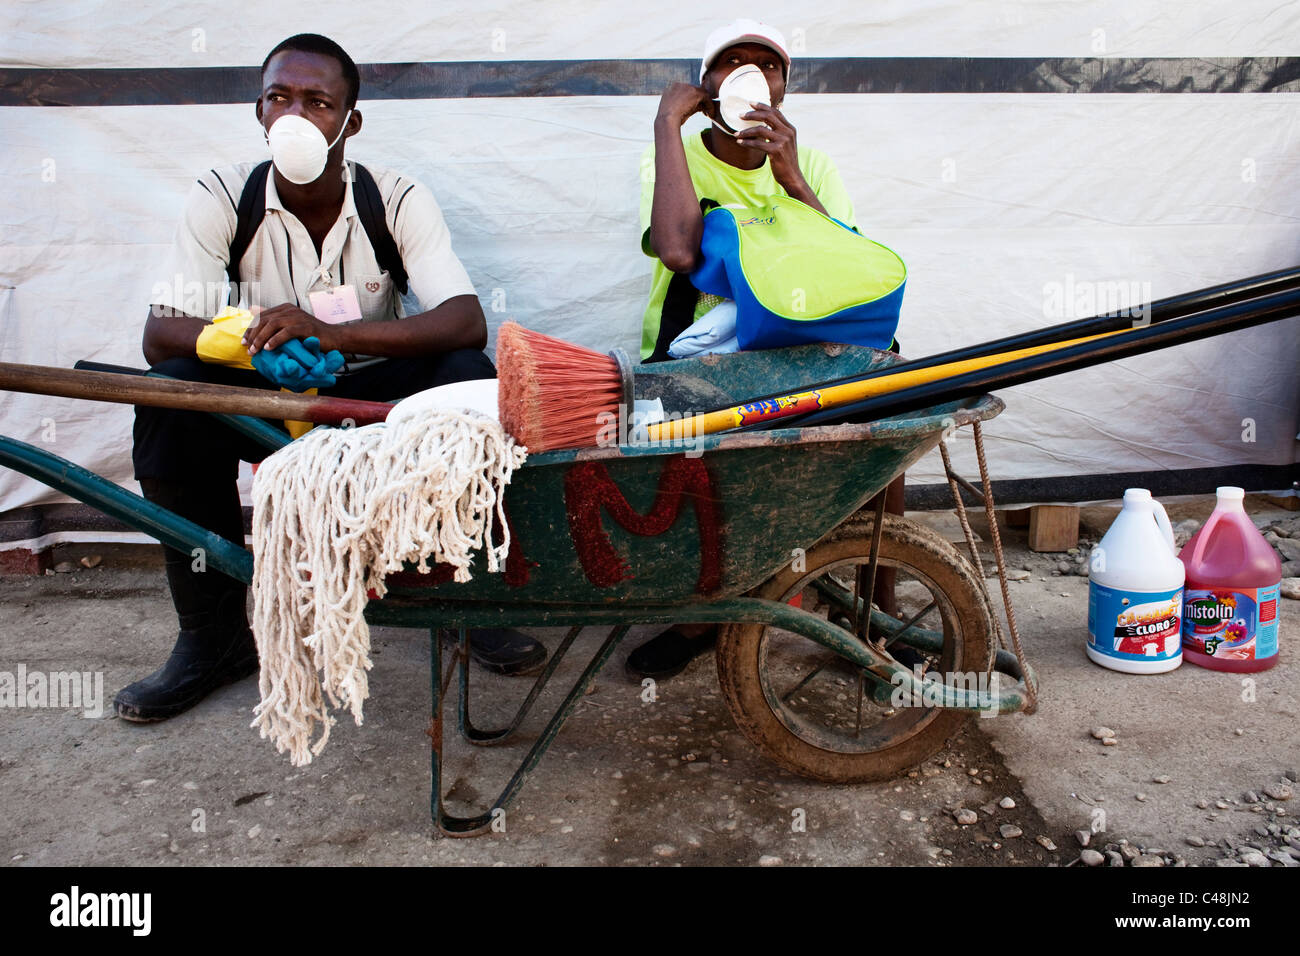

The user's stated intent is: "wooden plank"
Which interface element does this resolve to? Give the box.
[1028,504,1080,552]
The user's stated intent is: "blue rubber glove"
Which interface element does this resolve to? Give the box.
[251,341,313,389]
[251,337,345,391]
[296,336,346,387]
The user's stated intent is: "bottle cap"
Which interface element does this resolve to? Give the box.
[1216,486,1245,501]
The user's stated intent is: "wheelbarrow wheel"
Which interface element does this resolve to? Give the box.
[717,514,994,783]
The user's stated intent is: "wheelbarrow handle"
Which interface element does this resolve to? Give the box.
[0,362,394,427]
[72,360,149,376]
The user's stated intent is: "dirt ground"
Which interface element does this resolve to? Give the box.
[1,494,1296,867]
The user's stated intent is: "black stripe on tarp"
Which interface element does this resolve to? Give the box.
[3,55,1300,106]
[906,463,1299,511]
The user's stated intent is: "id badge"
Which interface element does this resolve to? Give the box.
[308,284,363,324]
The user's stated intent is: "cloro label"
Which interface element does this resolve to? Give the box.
[1182,587,1280,662]
[1088,583,1183,661]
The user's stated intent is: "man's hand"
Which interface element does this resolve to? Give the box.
[242,304,333,356]
[733,104,827,215]
[656,83,711,128]
[733,104,804,192]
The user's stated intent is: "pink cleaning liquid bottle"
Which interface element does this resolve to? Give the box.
[1178,487,1281,672]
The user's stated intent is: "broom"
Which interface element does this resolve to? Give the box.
[496,321,633,452]
[644,326,1127,440]
[495,276,1300,451]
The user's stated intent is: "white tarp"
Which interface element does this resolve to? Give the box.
[1,0,1298,514]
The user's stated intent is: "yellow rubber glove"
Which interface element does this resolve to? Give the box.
[284,387,316,439]
[195,306,256,368]
[195,307,319,439]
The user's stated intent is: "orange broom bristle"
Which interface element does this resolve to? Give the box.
[497,321,626,452]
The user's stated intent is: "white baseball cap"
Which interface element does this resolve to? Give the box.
[700,19,790,82]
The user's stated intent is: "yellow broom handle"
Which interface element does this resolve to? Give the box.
[646,327,1129,441]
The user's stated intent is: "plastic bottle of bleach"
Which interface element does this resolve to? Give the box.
[1086,489,1185,673]
[1178,487,1281,672]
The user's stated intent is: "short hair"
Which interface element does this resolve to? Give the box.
[261,34,360,109]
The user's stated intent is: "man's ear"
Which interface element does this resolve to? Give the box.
[699,79,720,121]
[345,108,362,139]
[255,97,264,125]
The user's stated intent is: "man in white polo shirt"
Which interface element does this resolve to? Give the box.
[121,34,545,722]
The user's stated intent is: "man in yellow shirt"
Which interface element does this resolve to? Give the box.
[638,20,860,361]
[628,19,906,678]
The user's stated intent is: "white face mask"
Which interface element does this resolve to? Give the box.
[264,111,352,185]
[713,64,772,135]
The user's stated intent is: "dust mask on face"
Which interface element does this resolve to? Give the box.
[264,111,352,185]
[713,64,771,135]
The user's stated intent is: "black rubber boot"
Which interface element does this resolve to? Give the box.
[625,625,719,681]
[114,479,259,722]
[440,629,548,676]
[465,629,548,676]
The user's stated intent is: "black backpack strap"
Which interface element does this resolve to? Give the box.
[645,198,720,364]
[226,160,272,288]
[646,272,703,364]
[351,162,409,295]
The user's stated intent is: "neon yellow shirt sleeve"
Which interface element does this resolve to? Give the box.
[806,151,858,231]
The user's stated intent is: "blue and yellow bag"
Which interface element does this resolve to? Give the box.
[689,196,906,351]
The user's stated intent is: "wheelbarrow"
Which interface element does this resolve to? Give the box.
[0,342,1036,836]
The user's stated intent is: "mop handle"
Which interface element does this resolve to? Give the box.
[0,363,394,427]
[645,327,1125,441]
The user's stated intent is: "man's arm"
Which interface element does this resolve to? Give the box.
[241,294,486,357]
[142,307,206,366]
[733,103,828,217]
[648,83,712,274]
[143,172,243,365]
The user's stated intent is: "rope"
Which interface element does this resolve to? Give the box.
[938,439,1004,665]
[248,410,527,766]
[940,422,1038,712]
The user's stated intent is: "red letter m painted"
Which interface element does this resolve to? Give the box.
[564,457,721,593]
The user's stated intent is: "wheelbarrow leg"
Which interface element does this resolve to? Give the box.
[854,493,888,643]
[430,625,628,838]
[427,627,455,834]
[456,626,585,745]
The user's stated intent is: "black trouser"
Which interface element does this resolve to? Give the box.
[132,349,497,482]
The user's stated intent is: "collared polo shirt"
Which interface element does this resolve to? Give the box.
[151,160,477,370]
